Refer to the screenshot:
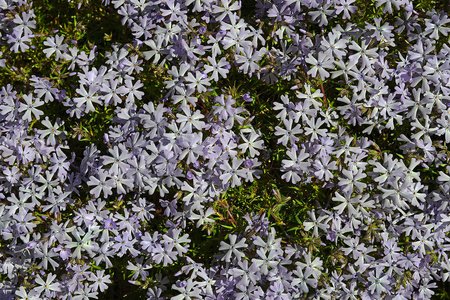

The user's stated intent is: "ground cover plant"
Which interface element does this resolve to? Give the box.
[2,0,450,299]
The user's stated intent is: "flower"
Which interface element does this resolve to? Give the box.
[304,117,327,141]
[8,33,31,53]
[54,244,71,260]
[153,243,178,266]
[204,55,230,81]
[189,207,215,228]
[305,52,334,80]
[367,267,390,295]
[3,166,21,184]
[313,156,337,181]
[102,145,132,175]
[411,230,434,255]
[87,170,113,198]
[308,2,333,26]
[176,106,206,132]
[101,78,124,106]
[114,231,139,256]
[219,157,246,188]
[252,248,279,275]
[235,47,262,76]
[348,40,378,69]
[332,190,358,217]
[122,55,143,74]
[15,286,40,300]
[304,212,329,240]
[334,0,358,19]
[292,265,316,294]
[13,10,36,37]
[185,71,211,93]
[338,168,367,194]
[123,79,144,103]
[219,234,248,262]
[171,279,201,300]
[73,85,102,113]
[274,118,303,146]
[34,273,61,298]
[19,93,44,122]
[43,35,68,60]
[238,130,264,157]
[35,242,58,270]
[66,229,97,259]
[212,0,241,21]
[38,117,65,146]
[127,257,151,281]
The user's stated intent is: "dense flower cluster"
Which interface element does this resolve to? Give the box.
[1,0,450,299]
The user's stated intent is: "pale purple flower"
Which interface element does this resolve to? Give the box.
[34,273,61,298]
[43,35,68,60]
[204,56,230,81]
[185,71,211,93]
[238,130,264,157]
[219,234,248,262]
[305,52,334,80]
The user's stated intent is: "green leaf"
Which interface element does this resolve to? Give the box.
[220,224,234,230]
